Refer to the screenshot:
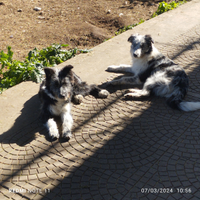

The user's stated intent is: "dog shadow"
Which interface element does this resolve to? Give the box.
[0,94,55,146]
[0,76,142,147]
[0,93,93,146]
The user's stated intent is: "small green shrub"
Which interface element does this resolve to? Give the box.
[152,0,187,17]
[0,45,90,93]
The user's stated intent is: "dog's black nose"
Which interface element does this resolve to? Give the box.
[133,53,138,58]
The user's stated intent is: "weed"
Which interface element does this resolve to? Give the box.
[0,45,90,93]
[152,0,187,17]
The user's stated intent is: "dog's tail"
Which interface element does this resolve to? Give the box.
[178,102,200,112]
[167,95,200,111]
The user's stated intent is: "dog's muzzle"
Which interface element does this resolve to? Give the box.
[132,48,141,58]
[133,53,138,58]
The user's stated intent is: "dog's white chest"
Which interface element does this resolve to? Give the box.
[132,58,148,75]
[50,101,71,116]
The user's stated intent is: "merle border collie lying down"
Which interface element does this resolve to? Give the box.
[106,33,200,112]
[39,65,109,140]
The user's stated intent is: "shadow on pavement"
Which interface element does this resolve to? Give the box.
[0,95,43,146]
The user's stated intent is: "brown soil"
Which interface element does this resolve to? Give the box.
[0,0,171,61]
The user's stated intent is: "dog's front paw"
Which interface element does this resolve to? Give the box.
[106,65,119,72]
[125,89,149,98]
[48,130,59,141]
[124,93,137,99]
[125,89,138,93]
[98,89,110,98]
[46,119,59,141]
[73,94,84,104]
[62,130,72,140]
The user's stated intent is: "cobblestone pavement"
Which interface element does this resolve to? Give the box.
[1,20,200,200]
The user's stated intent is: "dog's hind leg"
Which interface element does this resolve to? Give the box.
[106,64,133,74]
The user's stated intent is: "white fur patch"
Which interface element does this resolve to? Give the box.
[134,48,142,57]
[50,100,71,116]
[125,89,150,98]
[61,104,73,138]
[98,90,109,98]
[46,118,59,139]
[73,94,84,104]
[144,71,172,97]
[131,57,149,76]
[179,102,200,112]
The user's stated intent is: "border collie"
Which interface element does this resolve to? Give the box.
[39,65,109,140]
[106,33,200,111]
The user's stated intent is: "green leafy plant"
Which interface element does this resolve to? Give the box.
[0,45,90,93]
[27,44,90,67]
[152,0,187,17]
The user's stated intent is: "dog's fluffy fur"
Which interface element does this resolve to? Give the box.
[106,33,200,111]
[39,65,109,140]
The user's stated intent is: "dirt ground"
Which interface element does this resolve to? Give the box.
[0,0,172,61]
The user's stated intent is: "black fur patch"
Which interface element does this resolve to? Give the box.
[139,55,175,82]
[128,35,136,43]
[166,95,182,110]
[144,35,154,54]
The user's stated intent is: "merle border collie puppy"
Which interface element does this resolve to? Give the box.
[39,65,109,140]
[106,33,200,111]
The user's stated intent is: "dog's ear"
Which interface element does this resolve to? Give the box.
[128,35,135,43]
[128,33,139,43]
[145,35,154,44]
[60,65,75,84]
[60,65,74,77]
[44,67,55,80]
